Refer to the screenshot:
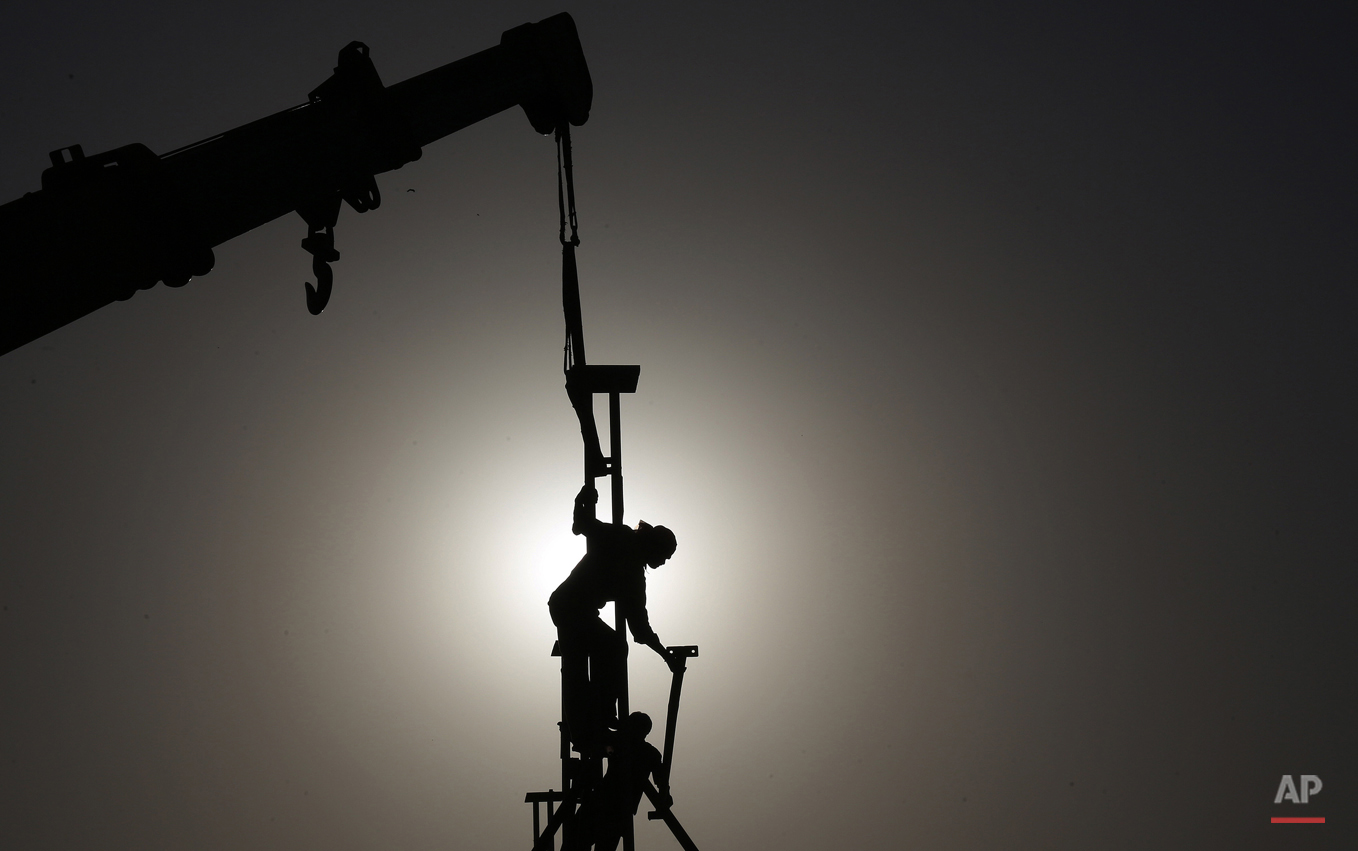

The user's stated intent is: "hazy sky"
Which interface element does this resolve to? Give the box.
[1,3,1354,850]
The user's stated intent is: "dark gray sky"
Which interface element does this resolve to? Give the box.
[1,3,1354,849]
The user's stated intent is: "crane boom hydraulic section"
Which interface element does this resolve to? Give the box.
[0,12,591,357]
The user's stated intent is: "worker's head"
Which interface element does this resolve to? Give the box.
[637,521,677,568]
[627,711,653,740]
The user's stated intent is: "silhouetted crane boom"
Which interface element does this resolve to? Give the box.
[0,12,591,357]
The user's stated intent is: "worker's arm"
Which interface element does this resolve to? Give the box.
[622,577,682,672]
[647,743,673,809]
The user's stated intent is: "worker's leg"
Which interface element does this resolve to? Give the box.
[593,818,623,851]
[584,617,626,729]
[561,791,600,851]
[558,621,600,754]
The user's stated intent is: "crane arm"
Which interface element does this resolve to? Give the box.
[0,12,591,357]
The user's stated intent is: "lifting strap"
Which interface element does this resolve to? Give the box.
[556,125,606,480]
[557,125,584,372]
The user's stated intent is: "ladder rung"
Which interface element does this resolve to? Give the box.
[524,791,567,803]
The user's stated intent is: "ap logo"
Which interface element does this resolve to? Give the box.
[1274,775,1323,804]
[1271,775,1325,824]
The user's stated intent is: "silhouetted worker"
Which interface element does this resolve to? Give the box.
[564,712,670,851]
[550,485,679,756]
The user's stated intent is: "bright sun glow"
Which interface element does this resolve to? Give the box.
[523,522,585,608]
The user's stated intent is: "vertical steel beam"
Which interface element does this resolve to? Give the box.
[609,391,623,525]
[608,388,634,851]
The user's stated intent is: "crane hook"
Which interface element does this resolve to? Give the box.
[302,226,340,314]
[298,195,342,315]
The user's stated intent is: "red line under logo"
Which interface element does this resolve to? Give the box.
[1271,817,1324,824]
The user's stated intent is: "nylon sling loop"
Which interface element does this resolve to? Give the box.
[557,124,605,481]
[558,125,584,371]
